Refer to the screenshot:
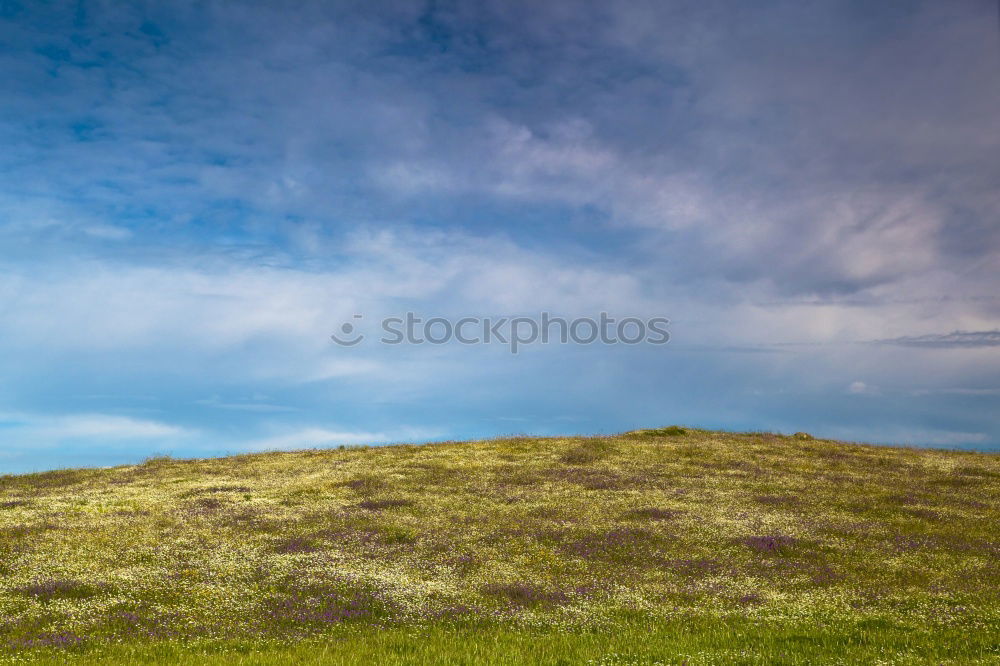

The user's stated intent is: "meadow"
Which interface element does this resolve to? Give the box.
[0,428,997,664]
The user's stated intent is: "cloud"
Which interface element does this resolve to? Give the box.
[194,396,299,413]
[35,414,190,439]
[0,226,660,357]
[3,0,997,310]
[874,331,1000,349]
[0,411,195,467]
[81,224,131,240]
[910,387,1000,397]
[826,426,990,448]
[0,412,190,440]
[0,0,997,470]
[245,426,442,452]
[847,381,870,395]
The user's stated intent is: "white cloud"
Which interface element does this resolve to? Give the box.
[848,381,869,395]
[0,411,193,444]
[39,414,189,439]
[0,226,657,356]
[194,396,299,413]
[301,358,388,382]
[245,425,441,451]
[81,224,132,240]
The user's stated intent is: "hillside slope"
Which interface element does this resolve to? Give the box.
[1,429,998,664]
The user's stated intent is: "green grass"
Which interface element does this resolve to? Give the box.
[16,618,998,665]
[0,428,998,664]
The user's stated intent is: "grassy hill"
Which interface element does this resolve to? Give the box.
[0,428,998,664]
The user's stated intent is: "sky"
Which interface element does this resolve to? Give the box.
[0,0,998,473]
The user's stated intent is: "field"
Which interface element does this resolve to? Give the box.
[0,428,998,664]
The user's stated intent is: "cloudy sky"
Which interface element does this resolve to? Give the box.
[1,0,998,472]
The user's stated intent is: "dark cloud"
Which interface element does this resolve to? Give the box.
[2,1,997,296]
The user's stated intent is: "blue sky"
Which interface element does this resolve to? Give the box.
[1,0,998,472]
